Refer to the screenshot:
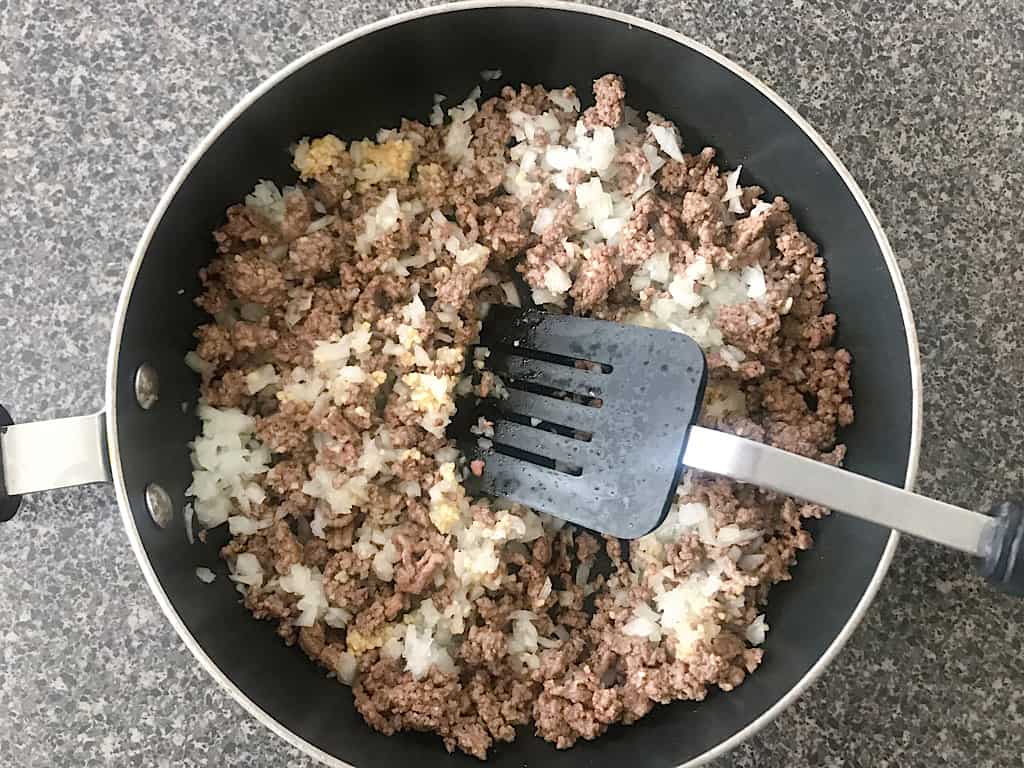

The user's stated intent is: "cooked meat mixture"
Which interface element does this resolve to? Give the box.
[185,74,852,758]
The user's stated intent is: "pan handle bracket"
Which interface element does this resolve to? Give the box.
[0,407,110,521]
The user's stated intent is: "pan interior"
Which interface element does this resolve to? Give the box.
[112,7,914,767]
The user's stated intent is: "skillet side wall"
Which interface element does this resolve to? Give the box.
[112,7,913,767]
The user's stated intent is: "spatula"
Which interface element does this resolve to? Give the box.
[451,306,1024,595]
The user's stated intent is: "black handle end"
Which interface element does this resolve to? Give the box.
[978,500,1024,596]
[0,405,23,522]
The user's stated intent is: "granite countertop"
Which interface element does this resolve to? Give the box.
[2,0,1023,765]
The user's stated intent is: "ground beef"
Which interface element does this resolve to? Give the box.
[353,657,530,760]
[393,526,449,595]
[570,244,622,312]
[619,194,659,266]
[194,323,235,367]
[214,204,279,254]
[264,460,306,495]
[232,320,278,353]
[289,230,338,277]
[189,73,852,759]
[222,253,289,306]
[584,74,626,129]
[665,534,704,577]
[434,263,483,307]
[575,532,601,563]
[203,369,249,408]
[716,301,782,356]
[255,400,311,455]
[478,198,532,263]
[459,625,508,667]
[280,189,313,241]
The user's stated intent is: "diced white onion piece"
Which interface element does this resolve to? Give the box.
[649,124,684,161]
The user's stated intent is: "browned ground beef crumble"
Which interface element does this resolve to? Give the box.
[188,74,852,758]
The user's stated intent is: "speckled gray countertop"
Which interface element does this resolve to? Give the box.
[2,1,1023,766]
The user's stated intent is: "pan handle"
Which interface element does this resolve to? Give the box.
[0,406,111,522]
[978,501,1024,597]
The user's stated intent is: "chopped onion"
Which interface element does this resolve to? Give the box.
[722,165,745,214]
[649,123,684,161]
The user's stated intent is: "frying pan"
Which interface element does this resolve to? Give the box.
[0,2,921,766]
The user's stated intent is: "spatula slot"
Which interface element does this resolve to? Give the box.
[488,418,595,468]
[491,409,594,442]
[504,378,603,408]
[483,343,613,374]
[490,443,584,477]
[486,349,607,399]
[489,388,601,433]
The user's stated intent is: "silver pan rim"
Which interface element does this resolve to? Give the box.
[105,2,922,765]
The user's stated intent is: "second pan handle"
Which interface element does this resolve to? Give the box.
[0,406,20,521]
[0,408,111,522]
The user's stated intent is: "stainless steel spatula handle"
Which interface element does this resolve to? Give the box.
[683,426,1024,595]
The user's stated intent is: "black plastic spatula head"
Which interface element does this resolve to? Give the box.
[452,306,708,538]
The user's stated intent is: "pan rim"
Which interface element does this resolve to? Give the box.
[105,2,923,766]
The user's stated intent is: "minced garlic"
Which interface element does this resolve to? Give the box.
[352,139,416,190]
[293,134,348,180]
[346,627,387,655]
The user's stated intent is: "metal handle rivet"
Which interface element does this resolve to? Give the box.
[145,483,173,528]
[134,364,159,410]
